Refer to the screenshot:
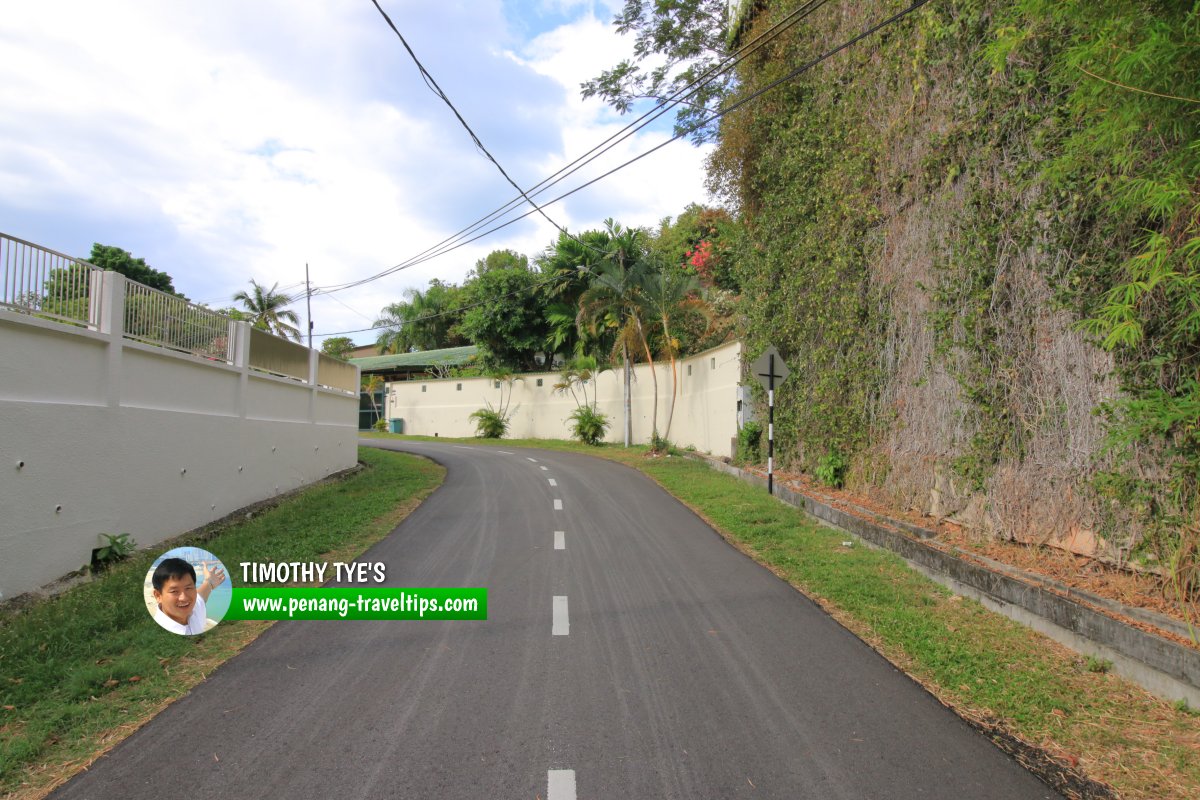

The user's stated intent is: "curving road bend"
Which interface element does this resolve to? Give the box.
[50,440,1060,799]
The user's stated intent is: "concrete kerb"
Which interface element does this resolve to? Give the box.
[692,454,1200,707]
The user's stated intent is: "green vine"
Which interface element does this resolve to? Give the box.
[713,0,1199,589]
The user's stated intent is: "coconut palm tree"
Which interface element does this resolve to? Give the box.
[233,280,301,342]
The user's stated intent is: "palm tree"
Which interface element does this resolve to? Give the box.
[362,374,384,427]
[553,355,601,411]
[373,301,418,354]
[539,229,612,361]
[639,267,712,441]
[233,280,301,342]
[373,281,462,354]
[576,219,652,447]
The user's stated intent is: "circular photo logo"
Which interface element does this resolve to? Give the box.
[144,547,232,635]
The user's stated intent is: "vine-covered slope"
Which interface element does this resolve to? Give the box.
[712,0,1199,582]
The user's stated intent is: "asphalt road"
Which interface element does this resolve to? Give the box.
[51,440,1060,799]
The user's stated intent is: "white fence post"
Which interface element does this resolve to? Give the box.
[96,271,125,337]
[308,346,319,425]
[98,272,125,408]
[234,320,251,419]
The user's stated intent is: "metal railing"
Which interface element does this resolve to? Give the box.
[123,280,236,362]
[0,233,103,328]
[4,231,358,392]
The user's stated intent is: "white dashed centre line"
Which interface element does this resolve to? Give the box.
[498,450,515,455]
[540,465,549,471]
[554,531,565,550]
[552,596,569,635]
[553,499,563,510]
[527,457,538,463]
[548,478,558,487]
[548,770,576,800]
[452,445,472,450]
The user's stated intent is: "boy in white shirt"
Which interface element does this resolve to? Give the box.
[151,557,226,635]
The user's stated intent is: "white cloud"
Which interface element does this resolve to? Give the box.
[0,0,712,342]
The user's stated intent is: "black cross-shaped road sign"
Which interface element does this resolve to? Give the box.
[751,345,790,393]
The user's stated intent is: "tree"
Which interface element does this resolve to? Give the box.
[577,219,653,446]
[473,249,529,275]
[650,204,739,292]
[362,374,384,426]
[536,229,613,360]
[581,0,733,144]
[638,266,712,440]
[321,336,355,360]
[86,244,184,297]
[469,369,522,438]
[553,355,602,411]
[233,280,301,342]
[40,243,184,319]
[457,261,548,371]
[38,263,91,320]
[374,280,464,354]
[216,307,250,322]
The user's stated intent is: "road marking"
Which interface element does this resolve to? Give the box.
[548,770,576,800]
[552,596,569,635]
[554,531,565,550]
[527,457,538,462]
[540,465,549,471]
[553,499,563,510]
[498,450,515,455]
[548,478,558,487]
[452,445,472,450]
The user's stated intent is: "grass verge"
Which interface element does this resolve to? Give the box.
[0,448,443,800]
[367,433,1200,800]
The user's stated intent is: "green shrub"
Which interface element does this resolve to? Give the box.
[91,533,136,572]
[815,449,848,489]
[372,418,388,433]
[568,406,609,446]
[736,421,763,465]
[650,432,673,453]
[469,407,509,439]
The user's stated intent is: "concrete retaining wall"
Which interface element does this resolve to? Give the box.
[699,456,1200,706]
[0,291,359,601]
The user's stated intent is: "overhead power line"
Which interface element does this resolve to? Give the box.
[314,268,576,338]
[317,0,832,296]
[367,0,603,258]
[315,0,932,334]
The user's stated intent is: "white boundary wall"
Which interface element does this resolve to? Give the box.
[386,340,743,455]
[0,275,358,601]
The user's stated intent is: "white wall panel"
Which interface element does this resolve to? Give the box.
[0,311,358,601]
[386,341,743,456]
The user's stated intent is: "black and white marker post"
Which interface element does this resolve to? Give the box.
[768,353,775,494]
[751,345,790,496]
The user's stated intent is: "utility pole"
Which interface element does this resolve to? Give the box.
[305,262,313,349]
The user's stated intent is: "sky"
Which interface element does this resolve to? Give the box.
[0,0,713,346]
